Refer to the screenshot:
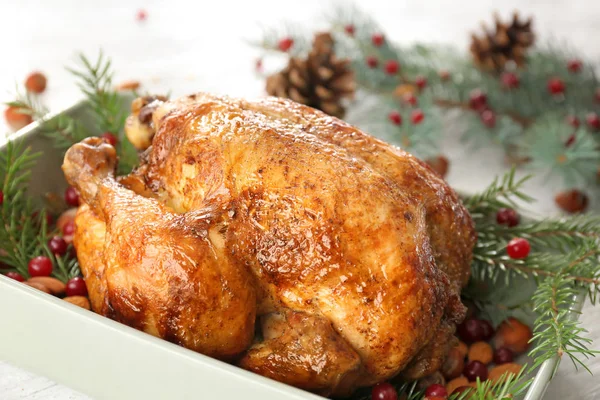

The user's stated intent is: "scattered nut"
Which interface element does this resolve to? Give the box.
[25,281,51,294]
[425,155,449,178]
[27,276,66,295]
[64,296,91,310]
[488,363,522,384]
[441,347,465,380]
[25,72,47,94]
[116,80,141,91]
[4,106,33,131]
[493,317,532,354]
[555,189,589,214]
[446,376,468,395]
[468,341,493,365]
[456,341,468,359]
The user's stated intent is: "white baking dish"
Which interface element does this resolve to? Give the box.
[0,100,582,400]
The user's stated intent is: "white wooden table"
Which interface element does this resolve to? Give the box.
[1,0,599,398]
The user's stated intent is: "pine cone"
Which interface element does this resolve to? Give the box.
[470,12,535,71]
[266,33,355,118]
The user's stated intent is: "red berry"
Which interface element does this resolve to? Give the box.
[344,24,355,36]
[425,383,447,397]
[28,256,53,277]
[62,220,76,236]
[371,33,385,47]
[48,236,68,256]
[457,319,484,343]
[5,271,25,282]
[481,110,496,128]
[493,347,514,365]
[480,320,495,341]
[415,76,427,89]
[255,59,263,72]
[278,37,294,52]
[384,60,400,75]
[66,277,88,297]
[469,89,487,111]
[566,115,580,128]
[595,88,600,103]
[411,109,424,124]
[0,190,3,205]
[65,186,80,207]
[32,210,53,227]
[586,112,600,130]
[496,208,519,227]
[568,59,582,73]
[136,9,147,21]
[371,382,397,400]
[25,72,47,94]
[565,134,576,147]
[366,56,379,68]
[464,360,488,382]
[439,70,451,81]
[100,132,118,146]
[548,77,565,95]
[501,72,520,89]
[507,238,531,259]
[403,93,418,107]
[388,111,402,125]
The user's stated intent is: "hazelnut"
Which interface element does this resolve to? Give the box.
[489,363,522,384]
[493,317,532,354]
[555,189,588,214]
[441,347,464,380]
[468,341,493,365]
[25,72,47,94]
[425,155,449,178]
[4,106,33,131]
[446,376,468,395]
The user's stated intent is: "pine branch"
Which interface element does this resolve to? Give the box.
[464,167,533,213]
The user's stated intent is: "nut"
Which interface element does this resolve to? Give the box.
[25,72,47,94]
[425,155,449,178]
[64,296,91,310]
[441,347,464,380]
[27,276,66,295]
[468,341,493,365]
[555,189,589,214]
[446,376,468,395]
[456,341,468,359]
[489,363,522,384]
[116,80,141,91]
[4,106,33,131]
[25,281,51,294]
[493,317,532,354]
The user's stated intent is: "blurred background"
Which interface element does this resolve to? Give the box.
[1,0,600,399]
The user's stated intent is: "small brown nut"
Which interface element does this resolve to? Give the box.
[456,341,468,359]
[25,281,51,294]
[116,80,141,91]
[489,363,522,384]
[441,347,464,380]
[446,376,468,395]
[493,317,532,354]
[27,276,66,295]
[555,189,588,214]
[468,341,493,365]
[64,296,91,310]
[425,155,449,178]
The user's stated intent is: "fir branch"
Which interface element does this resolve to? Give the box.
[463,167,533,213]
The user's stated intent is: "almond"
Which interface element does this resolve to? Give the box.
[493,317,532,354]
[25,281,51,294]
[488,363,522,384]
[468,341,493,365]
[27,276,66,295]
[446,376,468,395]
[116,80,141,91]
[64,296,90,310]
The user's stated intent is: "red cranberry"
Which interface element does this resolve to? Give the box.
[501,72,520,89]
[371,382,397,400]
[565,134,576,147]
[457,319,484,343]
[480,320,495,340]
[403,93,418,106]
[415,76,427,89]
[366,56,379,68]
[494,347,514,365]
[507,238,531,259]
[596,88,600,103]
[65,187,80,207]
[28,256,53,277]
[464,360,488,382]
[496,208,519,227]
[62,220,76,236]
[566,115,580,128]
[586,112,600,130]
[0,191,3,205]
[425,383,447,397]
[388,111,402,125]
[481,110,496,128]
[568,59,582,73]
[32,210,53,226]
[100,132,118,146]
[48,236,68,256]
[5,271,25,282]
[66,277,88,297]
[344,24,355,36]
[384,60,400,75]
[411,109,424,124]
[277,37,294,52]
[371,33,385,47]
[548,77,565,95]
[469,89,487,111]
[136,9,147,21]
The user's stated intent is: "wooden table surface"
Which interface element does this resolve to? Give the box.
[1,0,599,398]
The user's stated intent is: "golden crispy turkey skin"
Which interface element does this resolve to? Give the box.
[63,93,475,397]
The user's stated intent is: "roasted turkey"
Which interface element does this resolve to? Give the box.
[62,93,476,397]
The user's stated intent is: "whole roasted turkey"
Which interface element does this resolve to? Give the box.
[62,93,475,397]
